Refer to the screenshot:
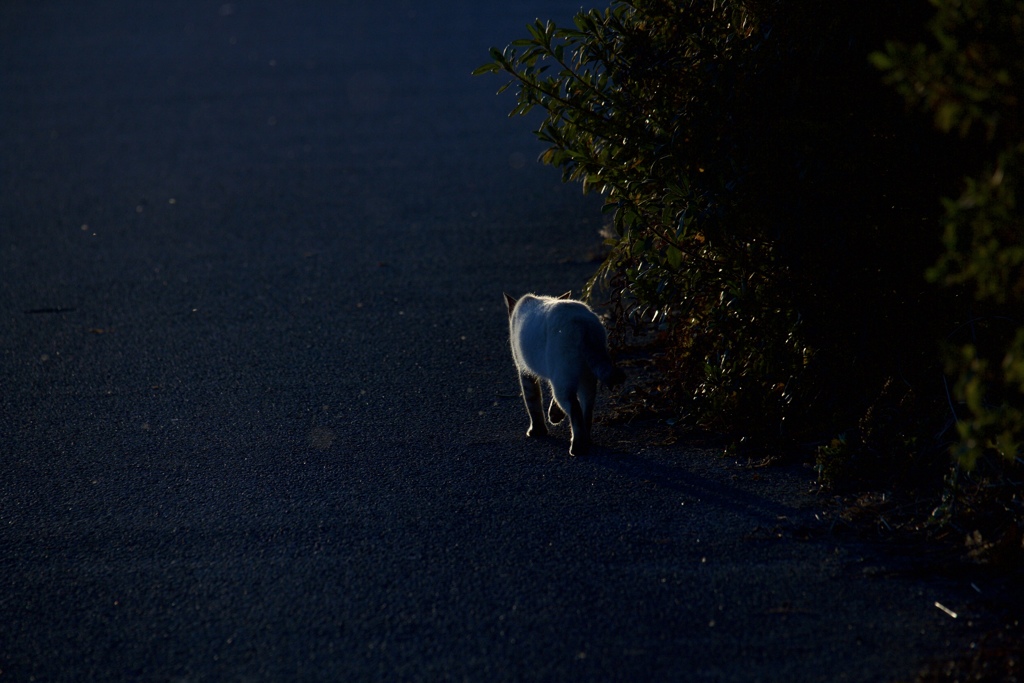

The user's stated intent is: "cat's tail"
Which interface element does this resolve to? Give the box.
[584,337,626,390]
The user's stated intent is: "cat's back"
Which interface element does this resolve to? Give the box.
[513,294,602,344]
[508,292,610,378]
[515,294,595,324]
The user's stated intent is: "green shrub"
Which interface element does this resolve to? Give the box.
[475,1,809,439]
[873,0,1024,509]
[478,0,1024,553]
[477,1,961,440]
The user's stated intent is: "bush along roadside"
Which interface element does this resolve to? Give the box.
[872,0,1023,558]
[476,0,1022,558]
[474,1,809,442]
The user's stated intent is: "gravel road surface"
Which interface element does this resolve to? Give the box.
[1,2,987,680]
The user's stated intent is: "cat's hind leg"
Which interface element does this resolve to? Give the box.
[578,371,598,436]
[547,393,566,424]
[552,382,589,456]
[519,373,548,438]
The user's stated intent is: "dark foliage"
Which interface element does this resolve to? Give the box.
[477,0,1023,541]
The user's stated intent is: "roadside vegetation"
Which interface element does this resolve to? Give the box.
[475,0,1023,567]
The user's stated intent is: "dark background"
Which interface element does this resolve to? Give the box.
[1,2,984,680]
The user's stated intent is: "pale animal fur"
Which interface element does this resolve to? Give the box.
[504,292,625,456]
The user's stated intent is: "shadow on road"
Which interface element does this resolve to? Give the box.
[586,448,802,527]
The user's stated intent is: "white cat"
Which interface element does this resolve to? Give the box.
[504,292,625,456]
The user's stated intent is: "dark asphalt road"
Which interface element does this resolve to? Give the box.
[1,2,988,681]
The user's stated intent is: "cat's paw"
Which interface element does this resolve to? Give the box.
[526,424,548,438]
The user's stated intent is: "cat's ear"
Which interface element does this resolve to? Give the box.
[557,291,572,300]
[503,293,518,318]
